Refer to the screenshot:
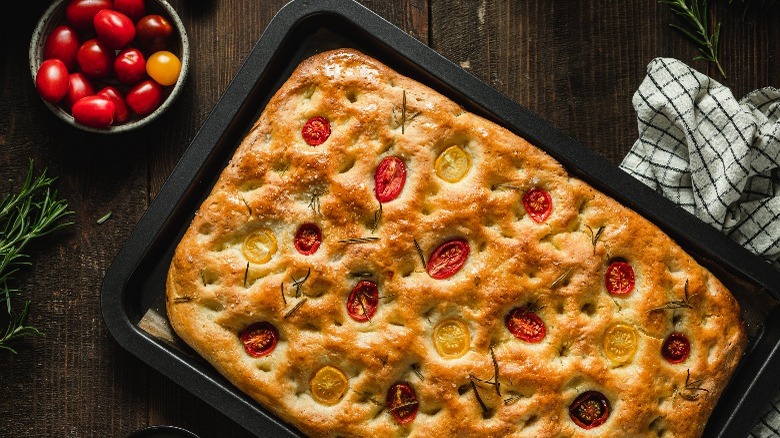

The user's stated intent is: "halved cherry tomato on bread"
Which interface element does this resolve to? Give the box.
[435,145,470,182]
[374,156,407,202]
[94,9,136,49]
[72,95,115,128]
[43,25,80,71]
[426,238,469,279]
[294,223,322,255]
[239,321,278,358]
[386,382,419,425]
[523,188,552,223]
[662,332,690,364]
[310,366,348,406]
[506,307,546,343]
[605,260,635,296]
[602,322,639,364]
[302,116,331,145]
[36,60,70,104]
[569,391,610,429]
[433,319,470,359]
[242,228,277,264]
[346,280,378,322]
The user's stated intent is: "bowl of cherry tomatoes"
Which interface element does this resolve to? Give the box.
[29,0,189,133]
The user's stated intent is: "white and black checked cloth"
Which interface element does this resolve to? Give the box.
[620,57,780,437]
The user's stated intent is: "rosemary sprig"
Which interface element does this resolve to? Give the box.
[585,225,605,255]
[291,268,311,297]
[240,195,251,216]
[679,369,709,401]
[1,161,73,353]
[243,262,249,287]
[411,364,424,381]
[402,90,406,134]
[280,282,286,305]
[96,211,112,224]
[551,267,573,289]
[307,188,327,215]
[338,237,379,245]
[468,375,492,416]
[659,0,726,78]
[413,239,426,268]
[371,203,382,233]
[284,298,307,319]
[489,345,501,396]
[649,279,694,313]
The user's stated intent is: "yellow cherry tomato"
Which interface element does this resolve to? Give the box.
[602,322,639,364]
[433,318,470,359]
[242,228,277,264]
[435,145,471,182]
[146,50,181,86]
[310,365,348,406]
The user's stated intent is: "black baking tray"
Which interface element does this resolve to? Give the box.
[101,0,780,436]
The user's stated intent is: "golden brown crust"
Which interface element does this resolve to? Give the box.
[165,48,747,438]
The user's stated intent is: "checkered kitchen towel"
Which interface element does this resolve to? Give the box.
[619,57,780,436]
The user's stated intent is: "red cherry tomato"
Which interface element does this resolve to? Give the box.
[662,332,690,364]
[126,79,163,116]
[114,48,146,84]
[77,38,114,79]
[72,96,115,128]
[374,156,407,202]
[605,260,635,295]
[94,10,136,49]
[63,72,95,110]
[523,188,553,223]
[113,0,146,22]
[97,86,130,124]
[294,223,322,255]
[386,382,419,425]
[569,391,610,429]
[239,322,278,358]
[346,280,378,322]
[35,60,70,104]
[65,0,113,31]
[426,238,469,279]
[135,14,174,53]
[43,25,81,71]
[301,116,331,145]
[506,307,546,343]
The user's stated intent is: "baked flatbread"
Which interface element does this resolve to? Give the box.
[166,48,746,437]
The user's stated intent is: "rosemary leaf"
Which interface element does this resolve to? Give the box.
[659,0,727,78]
[96,211,112,224]
[0,161,72,353]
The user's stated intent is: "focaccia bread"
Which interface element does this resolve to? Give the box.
[166,48,747,438]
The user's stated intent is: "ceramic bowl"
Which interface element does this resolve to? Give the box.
[29,0,189,133]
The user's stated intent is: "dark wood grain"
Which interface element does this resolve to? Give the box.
[0,1,777,437]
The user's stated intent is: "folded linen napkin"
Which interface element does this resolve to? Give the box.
[619,57,780,437]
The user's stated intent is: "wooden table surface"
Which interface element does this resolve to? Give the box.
[1,1,778,437]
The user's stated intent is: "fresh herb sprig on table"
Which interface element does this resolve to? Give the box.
[0,161,73,353]
[660,0,778,79]
[659,0,726,78]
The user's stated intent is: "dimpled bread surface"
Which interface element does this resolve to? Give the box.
[165,48,747,438]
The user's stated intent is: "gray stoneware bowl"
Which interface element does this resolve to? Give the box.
[29,0,190,134]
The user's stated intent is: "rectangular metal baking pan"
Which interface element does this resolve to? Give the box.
[101,0,780,436]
